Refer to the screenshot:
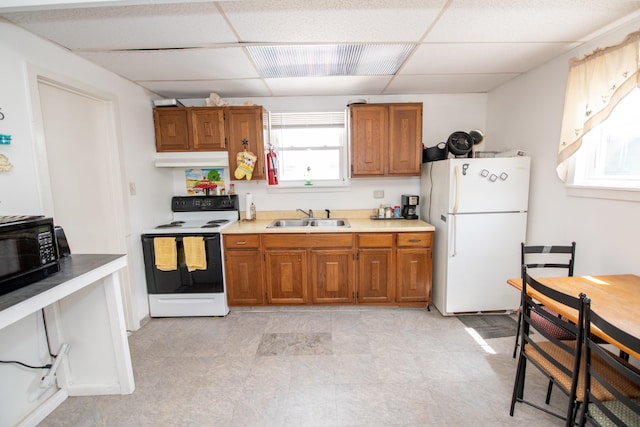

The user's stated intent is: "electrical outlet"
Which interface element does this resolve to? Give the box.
[129,182,136,196]
[373,190,384,199]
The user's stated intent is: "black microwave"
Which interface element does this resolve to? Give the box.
[0,216,60,296]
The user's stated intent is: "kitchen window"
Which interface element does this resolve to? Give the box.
[571,88,640,190]
[270,112,347,186]
[558,30,640,201]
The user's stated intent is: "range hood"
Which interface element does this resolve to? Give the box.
[154,152,229,168]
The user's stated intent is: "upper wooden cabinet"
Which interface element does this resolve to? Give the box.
[153,106,269,181]
[225,106,268,182]
[153,107,225,152]
[349,103,423,177]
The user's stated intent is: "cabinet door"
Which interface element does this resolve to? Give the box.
[153,108,190,151]
[224,250,264,305]
[226,107,266,181]
[358,248,394,303]
[190,108,226,151]
[396,248,431,302]
[265,250,307,303]
[311,249,354,303]
[350,105,387,176]
[388,104,422,175]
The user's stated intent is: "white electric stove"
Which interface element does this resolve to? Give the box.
[141,195,239,317]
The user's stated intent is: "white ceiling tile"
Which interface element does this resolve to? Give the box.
[77,48,259,81]
[140,79,272,99]
[427,0,640,43]
[2,2,236,49]
[2,0,639,97]
[386,74,519,94]
[220,0,448,43]
[401,42,573,74]
[264,76,392,96]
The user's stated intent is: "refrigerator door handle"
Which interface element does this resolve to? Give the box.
[453,165,460,214]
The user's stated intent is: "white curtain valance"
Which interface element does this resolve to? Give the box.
[557,30,640,181]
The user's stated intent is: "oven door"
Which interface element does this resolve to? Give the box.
[141,234,223,294]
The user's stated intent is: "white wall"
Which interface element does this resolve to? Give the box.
[486,18,640,275]
[0,18,167,425]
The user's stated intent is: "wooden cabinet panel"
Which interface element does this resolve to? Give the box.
[224,250,264,305]
[263,233,353,249]
[311,249,354,304]
[396,247,432,303]
[349,103,422,177]
[388,104,422,175]
[190,108,225,150]
[224,234,263,306]
[226,106,266,181]
[350,105,387,176]
[358,247,394,303]
[265,250,307,304]
[153,108,190,151]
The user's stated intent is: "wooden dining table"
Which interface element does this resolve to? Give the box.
[507,274,640,359]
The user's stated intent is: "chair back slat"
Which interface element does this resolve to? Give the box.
[521,242,576,277]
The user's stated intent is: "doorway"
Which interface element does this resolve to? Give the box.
[31,74,136,329]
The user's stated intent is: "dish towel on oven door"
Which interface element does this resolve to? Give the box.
[154,237,177,271]
[183,236,207,272]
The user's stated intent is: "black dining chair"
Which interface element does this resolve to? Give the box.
[577,299,640,426]
[513,242,576,358]
[510,266,586,426]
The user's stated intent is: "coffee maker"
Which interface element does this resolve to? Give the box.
[401,195,419,219]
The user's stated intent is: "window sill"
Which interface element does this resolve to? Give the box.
[266,181,351,194]
[565,184,640,202]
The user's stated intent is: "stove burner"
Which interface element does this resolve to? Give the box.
[156,221,185,229]
[206,220,229,225]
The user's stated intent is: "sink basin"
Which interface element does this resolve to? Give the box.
[267,218,350,228]
[309,219,350,227]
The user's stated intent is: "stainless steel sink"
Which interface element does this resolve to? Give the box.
[267,218,350,228]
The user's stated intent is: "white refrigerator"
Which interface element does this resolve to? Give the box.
[420,157,531,316]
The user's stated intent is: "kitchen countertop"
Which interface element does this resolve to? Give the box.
[222,210,435,234]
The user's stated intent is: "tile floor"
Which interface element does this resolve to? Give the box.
[40,307,566,426]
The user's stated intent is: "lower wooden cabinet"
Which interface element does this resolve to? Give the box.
[396,232,432,303]
[223,231,432,307]
[223,234,264,305]
[357,233,394,303]
[311,249,354,303]
[265,250,307,304]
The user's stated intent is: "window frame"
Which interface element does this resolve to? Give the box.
[268,111,350,190]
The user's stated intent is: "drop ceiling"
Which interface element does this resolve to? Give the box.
[1,0,639,99]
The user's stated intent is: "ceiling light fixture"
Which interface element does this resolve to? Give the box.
[246,44,415,78]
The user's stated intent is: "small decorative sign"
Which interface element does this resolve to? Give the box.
[186,168,224,195]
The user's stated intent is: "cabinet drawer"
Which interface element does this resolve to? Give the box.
[224,234,260,249]
[358,233,394,248]
[397,232,432,247]
[262,233,353,248]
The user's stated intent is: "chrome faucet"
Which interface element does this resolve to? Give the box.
[297,208,313,218]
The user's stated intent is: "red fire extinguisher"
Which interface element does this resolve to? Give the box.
[267,147,279,185]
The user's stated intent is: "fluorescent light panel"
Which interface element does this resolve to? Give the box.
[246,44,415,78]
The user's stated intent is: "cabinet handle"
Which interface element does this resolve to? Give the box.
[409,239,421,243]
[235,241,247,245]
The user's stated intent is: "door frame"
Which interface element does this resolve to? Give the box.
[26,64,137,330]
